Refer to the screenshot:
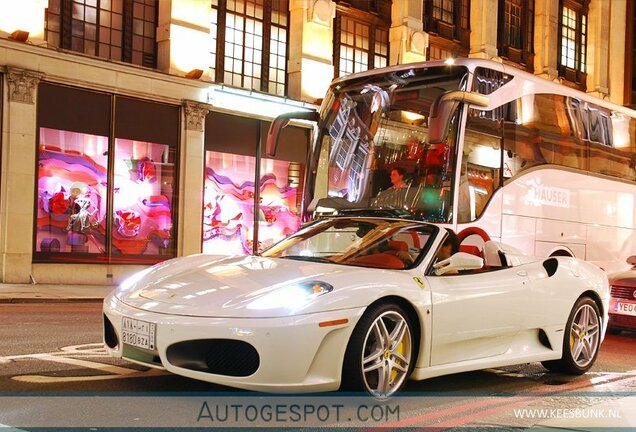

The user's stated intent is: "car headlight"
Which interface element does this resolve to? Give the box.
[247,281,334,311]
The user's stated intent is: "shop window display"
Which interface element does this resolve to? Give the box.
[35,130,176,261]
[36,128,108,255]
[203,151,303,255]
[112,139,175,257]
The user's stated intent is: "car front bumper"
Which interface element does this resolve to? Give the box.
[103,294,365,393]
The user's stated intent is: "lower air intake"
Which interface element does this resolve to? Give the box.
[166,339,259,377]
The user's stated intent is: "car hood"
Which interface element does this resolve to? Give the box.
[609,269,636,288]
[113,254,376,318]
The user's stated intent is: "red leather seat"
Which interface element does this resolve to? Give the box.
[347,253,405,270]
[387,240,408,252]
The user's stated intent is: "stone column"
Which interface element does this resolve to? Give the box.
[586,0,610,99]
[608,0,627,105]
[288,0,336,102]
[390,0,426,65]
[533,0,560,80]
[178,100,210,256]
[0,67,44,283]
[469,0,499,59]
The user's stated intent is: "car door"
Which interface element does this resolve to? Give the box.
[425,266,532,366]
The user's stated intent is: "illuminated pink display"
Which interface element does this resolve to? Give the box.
[36,128,108,255]
[113,138,174,256]
[203,152,303,255]
[35,128,175,260]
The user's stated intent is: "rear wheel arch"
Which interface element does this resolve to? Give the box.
[542,295,602,374]
[549,247,574,258]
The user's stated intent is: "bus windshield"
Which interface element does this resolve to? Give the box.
[311,65,469,223]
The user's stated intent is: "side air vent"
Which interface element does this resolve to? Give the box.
[543,258,558,277]
[538,329,552,349]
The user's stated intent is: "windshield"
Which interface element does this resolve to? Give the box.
[311,66,469,223]
[262,217,438,270]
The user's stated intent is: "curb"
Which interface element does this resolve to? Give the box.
[0,297,105,304]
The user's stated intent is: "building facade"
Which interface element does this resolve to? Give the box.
[0,0,632,284]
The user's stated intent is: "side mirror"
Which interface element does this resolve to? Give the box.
[266,111,319,157]
[433,252,484,276]
[627,255,636,266]
[428,91,490,144]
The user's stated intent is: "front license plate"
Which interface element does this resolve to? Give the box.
[614,302,636,316]
[122,317,156,350]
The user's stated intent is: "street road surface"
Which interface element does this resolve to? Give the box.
[1,303,635,430]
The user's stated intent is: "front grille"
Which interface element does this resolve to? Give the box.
[167,339,259,377]
[205,340,259,376]
[610,285,636,300]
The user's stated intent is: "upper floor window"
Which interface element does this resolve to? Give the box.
[334,12,389,78]
[424,0,470,60]
[433,0,455,24]
[497,0,534,69]
[210,0,289,97]
[558,0,588,88]
[45,0,158,68]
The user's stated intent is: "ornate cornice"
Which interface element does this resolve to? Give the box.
[183,100,212,132]
[6,67,45,104]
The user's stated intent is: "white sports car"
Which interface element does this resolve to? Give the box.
[103,217,609,397]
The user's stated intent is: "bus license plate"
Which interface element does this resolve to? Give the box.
[615,302,636,316]
[122,317,156,350]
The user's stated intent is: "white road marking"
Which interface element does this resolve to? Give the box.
[13,368,167,383]
[4,343,168,383]
[25,354,140,375]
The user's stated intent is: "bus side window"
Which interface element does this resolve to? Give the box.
[590,113,636,181]
[504,94,586,176]
[459,109,503,223]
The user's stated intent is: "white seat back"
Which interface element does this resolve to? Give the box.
[483,241,506,267]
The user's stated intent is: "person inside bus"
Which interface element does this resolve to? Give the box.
[389,167,408,189]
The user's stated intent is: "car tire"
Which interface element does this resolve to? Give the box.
[542,296,601,374]
[341,303,414,398]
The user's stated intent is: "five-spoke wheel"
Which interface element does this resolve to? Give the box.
[542,296,601,374]
[341,304,414,398]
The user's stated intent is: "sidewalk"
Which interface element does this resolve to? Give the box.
[0,283,114,303]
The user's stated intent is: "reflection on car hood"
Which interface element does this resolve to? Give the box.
[114,254,358,318]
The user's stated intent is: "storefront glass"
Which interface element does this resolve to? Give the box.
[112,139,175,257]
[203,152,303,255]
[36,128,108,255]
[34,84,179,263]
